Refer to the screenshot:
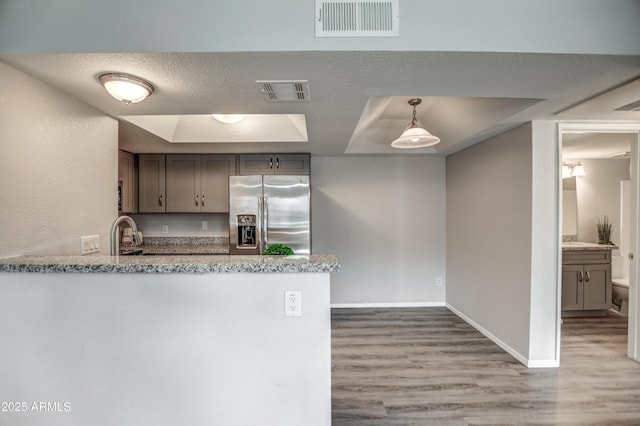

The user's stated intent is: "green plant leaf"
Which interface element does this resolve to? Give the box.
[263,244,294,255]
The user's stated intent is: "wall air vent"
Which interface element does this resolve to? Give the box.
[615,99,640,112]
[315,0,399,37]
[256,80,310,103]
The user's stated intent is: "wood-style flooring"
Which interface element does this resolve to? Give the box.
[331,307,640,425]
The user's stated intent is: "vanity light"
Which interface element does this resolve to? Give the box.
[572,162,586,176]
[562,161,586,178]
[391,98,440,149]
[211,114,246,124]
[99,73,155,105]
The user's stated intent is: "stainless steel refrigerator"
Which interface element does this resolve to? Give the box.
[229,175,310,255]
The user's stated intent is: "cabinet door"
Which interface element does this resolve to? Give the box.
[238,154,276,175]
[118,150,137,214]
[274,154,310,175]
[201,155,235,213]
[166,155,201,213]
[583,263,612,310]
[138,155,166,213]
[561,265,583,311]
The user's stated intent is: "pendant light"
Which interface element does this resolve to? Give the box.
[99,73,155,105]
[391,98,440,149]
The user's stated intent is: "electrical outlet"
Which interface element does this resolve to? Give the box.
[81,235,100,255]
[285,290,302,317]
[162,225,169,234]
[436,277,443,287]
[201,221,208,230]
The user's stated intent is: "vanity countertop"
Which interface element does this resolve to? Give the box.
[562,242,618,251]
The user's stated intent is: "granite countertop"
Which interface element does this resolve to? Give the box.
[0,254,340,274]
[562,241,618,251]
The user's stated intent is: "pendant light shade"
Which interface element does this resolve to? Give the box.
[391,98,440,149]
[99,73,154,105]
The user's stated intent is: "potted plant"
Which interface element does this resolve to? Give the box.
[263,244,294,255]
[596,215,613,245]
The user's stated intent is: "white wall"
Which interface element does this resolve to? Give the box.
[529,121,560,366]
[575,158,631,245]
[0,272,332,426]
[0,62,117,257]
[1,1,639,55]
[311,156,446,306]
[446,123,534,362]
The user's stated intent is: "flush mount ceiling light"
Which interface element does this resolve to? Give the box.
[391,98,440,149]
[211,114,246,124]
[98,72,155,105]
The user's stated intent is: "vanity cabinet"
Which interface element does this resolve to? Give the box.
[118,150,137,214]
[238,154,310,175]
[166,155,236,213]
[138,154,166,213]
[562,250,612,314]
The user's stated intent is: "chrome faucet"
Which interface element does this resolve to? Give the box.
[110,215,139,256]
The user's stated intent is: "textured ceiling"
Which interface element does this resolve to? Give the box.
[1,51,640,156]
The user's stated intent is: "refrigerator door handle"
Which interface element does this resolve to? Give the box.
[257,196,263,252]
[262,196,269,250]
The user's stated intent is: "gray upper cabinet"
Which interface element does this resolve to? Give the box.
[238,154,310,175]
[138,154,166,213]
[118,150,137,214]
[166,155,235,213]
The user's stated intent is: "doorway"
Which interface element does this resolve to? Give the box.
[558,123,640,362]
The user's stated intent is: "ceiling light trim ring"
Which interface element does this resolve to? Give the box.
[98,72,155,105]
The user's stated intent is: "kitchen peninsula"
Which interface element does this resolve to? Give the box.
[0,254,339,426]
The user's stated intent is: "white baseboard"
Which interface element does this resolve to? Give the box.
[331,302,446,309]
[446,303,558,369]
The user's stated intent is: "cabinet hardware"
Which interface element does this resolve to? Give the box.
[269,157,273,169]
[585,271,590,283]
[276,157,280,169]
[630,253,635,260]
[159,194,163,206]
[202,195,205,206]
[578,270,583,282]
[195,195,199,206]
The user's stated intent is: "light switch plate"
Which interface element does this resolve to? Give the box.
[81,235,100,255]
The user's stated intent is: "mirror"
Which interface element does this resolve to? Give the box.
[562,177,577,240]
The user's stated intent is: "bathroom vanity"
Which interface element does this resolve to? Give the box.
[562,242,616,317]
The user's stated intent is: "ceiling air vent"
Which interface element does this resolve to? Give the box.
[315,0,399,37]
[615,99,640,112]
[256,80,310,103]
